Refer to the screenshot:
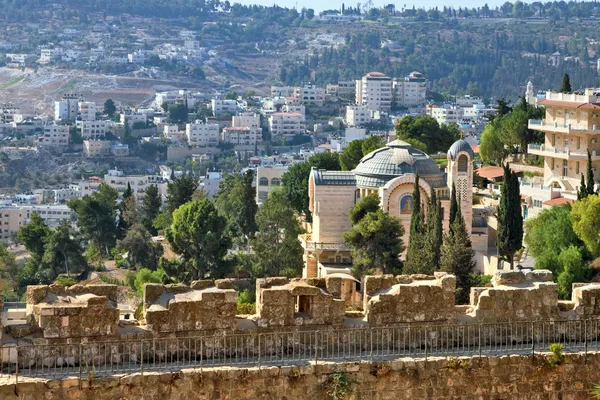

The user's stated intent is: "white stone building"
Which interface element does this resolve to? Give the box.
[355,72,393,111]
[268,112,306,137]
[38,124,69,150]
[222,126,258,147]
[185,121,220,147]
[345,105,374,127]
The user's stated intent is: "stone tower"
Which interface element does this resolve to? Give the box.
[446,139,474,234]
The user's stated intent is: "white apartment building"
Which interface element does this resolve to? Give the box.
[326,81,356,101]
[83,139,111,158]
[104,169,167,201]
[185,121,220,147]
[128,51,145,64]
[392,71,427,107]
[111,143,129,157]
[232,113,262,137]
[256,165,287,204]
[345,105,374,127]
[271,86,296,97]
[120,112,147,127]
[294,83,325,107]
[202,171,222,199]
[38,124,69,149]
[80,120,106,138]
[39,47,63,64]
[0,204,74,240]
[54,93,82,120]
[1,104,20,123]
[78,101,96,121]
[268,112,306,137]
[222,127,258,147]
[427,105,464,125]
[163,124,186,142]
[154,90,204,110]
[211,99,237,116]
[355,72,393,111]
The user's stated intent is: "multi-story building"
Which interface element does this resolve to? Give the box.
[38,124,69,150]
[232,113,262,137]
[0,104,20,123]
[256,165,287,204]
[54,93,82,120]
[185,121,220,147]
[201,171,222,199]
[270,86,296,97]
[111,143,129,157]
[268,112,306,137]
[294,83,325,107]
[527,88,600,197]
[355,72,392,111]
[0,204,75,240]
[78,101,96,121]
[345,105,374,127]
[120,111,147,127]
[103,169,167,201]
[392,71,427,107]
[222,126,258,147]
[210,99,237,116]
[80,120,106,139]
[83,139,111,158]
[426,105,464,125]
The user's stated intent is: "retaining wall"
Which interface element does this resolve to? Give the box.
[2,352,600,399]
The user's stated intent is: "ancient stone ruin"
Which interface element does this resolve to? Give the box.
[144,279,237,332]
[255,277,346,327]
[24,284,119,338]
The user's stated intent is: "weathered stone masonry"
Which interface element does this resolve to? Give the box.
[2,352,600,399]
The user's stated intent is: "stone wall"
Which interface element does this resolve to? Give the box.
[144,280,237,333]
[24,284,119,339]
[3,352,600,399]
[364,273,456,325]
[255,278,345,327]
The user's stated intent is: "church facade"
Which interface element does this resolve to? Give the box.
[301,139,488,279]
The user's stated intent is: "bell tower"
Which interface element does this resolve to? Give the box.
[446,139,473,234]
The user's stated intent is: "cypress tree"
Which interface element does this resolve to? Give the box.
[426,189,443,269]
[586,150,595,196]
[560,73,572,93]
[404,173,433,274]
[123,182,133,200]
[578,174,587,201]
[497,164,524,269]
[449,182,458,227]
[440,200,475,304]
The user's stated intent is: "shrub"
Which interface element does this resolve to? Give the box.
[322,370,355,400]
[54,276,77,287]
[236,288,256,315]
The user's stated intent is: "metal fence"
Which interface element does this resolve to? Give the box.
[2,319,600,380]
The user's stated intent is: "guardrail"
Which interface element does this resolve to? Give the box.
[1,319,600,381]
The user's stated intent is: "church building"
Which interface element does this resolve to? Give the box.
[301,138,488,279]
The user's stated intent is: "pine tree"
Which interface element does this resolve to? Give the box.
[404,174,434,274]
[497,164,524,269]
[586,150,595,196]
[440,202,475,304]
[560,73,572,93]
[123,182,133,200]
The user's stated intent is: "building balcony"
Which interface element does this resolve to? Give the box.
[528,143,600,160]
[300,234,352,252]
[528,119,600,134]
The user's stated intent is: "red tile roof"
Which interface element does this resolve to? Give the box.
[475,166,504,180]
[537,99,600,109]
[543,197,574,206]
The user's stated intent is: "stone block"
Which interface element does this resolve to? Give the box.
[215,279,233,290]
[190,280,212,290]
[492,271,526,286]
[525,269,553,282]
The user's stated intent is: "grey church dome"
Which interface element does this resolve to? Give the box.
[447,139,474,161]
[353,140,446,189]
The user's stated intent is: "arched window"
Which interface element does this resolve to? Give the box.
[457,154,468,173]
[271,177,281,186]
[399,194,414,215]
[259,177,268,186]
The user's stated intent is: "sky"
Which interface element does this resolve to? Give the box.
[234,0,513,12]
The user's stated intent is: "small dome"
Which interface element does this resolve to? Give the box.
[447,139,474,161]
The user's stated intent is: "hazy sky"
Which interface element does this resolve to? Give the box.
[235,0,511,12]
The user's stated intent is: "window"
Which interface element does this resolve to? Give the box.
[457,155,468,173]
[259,177,268,186]
[576,162,580,175]
[271,177,281,186]
[295,295,312,316]
[577,137,581,150]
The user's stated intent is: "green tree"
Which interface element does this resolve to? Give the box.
[395,116,459,153]
[449,182,458,226]
[349,193,380,225]
[281,152,341,221]
[578,174,588,201]
[479,121,507,165]
[252,190,304,277]
[166,199,231,281]
[42,221,87,276]
[214,171,258,246]
[426,189,443,269]
[556,245,588,299]
[497,164,523,268]
[339,140,364,171]
[68,183,120,257]
[17,213,50,258]
[571,195,600,257]
[166,175,198,214]
[525,204,581,259]
[343,209,404,277]
[404,173,431,274]
[140,184,162,235]
[132,268,167,297]
[117,224,163,270]
[560,73,572,93]
[103,98,116,117]
[440,203,475,304]
[168,103,188,123]
[361,136,385,155]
